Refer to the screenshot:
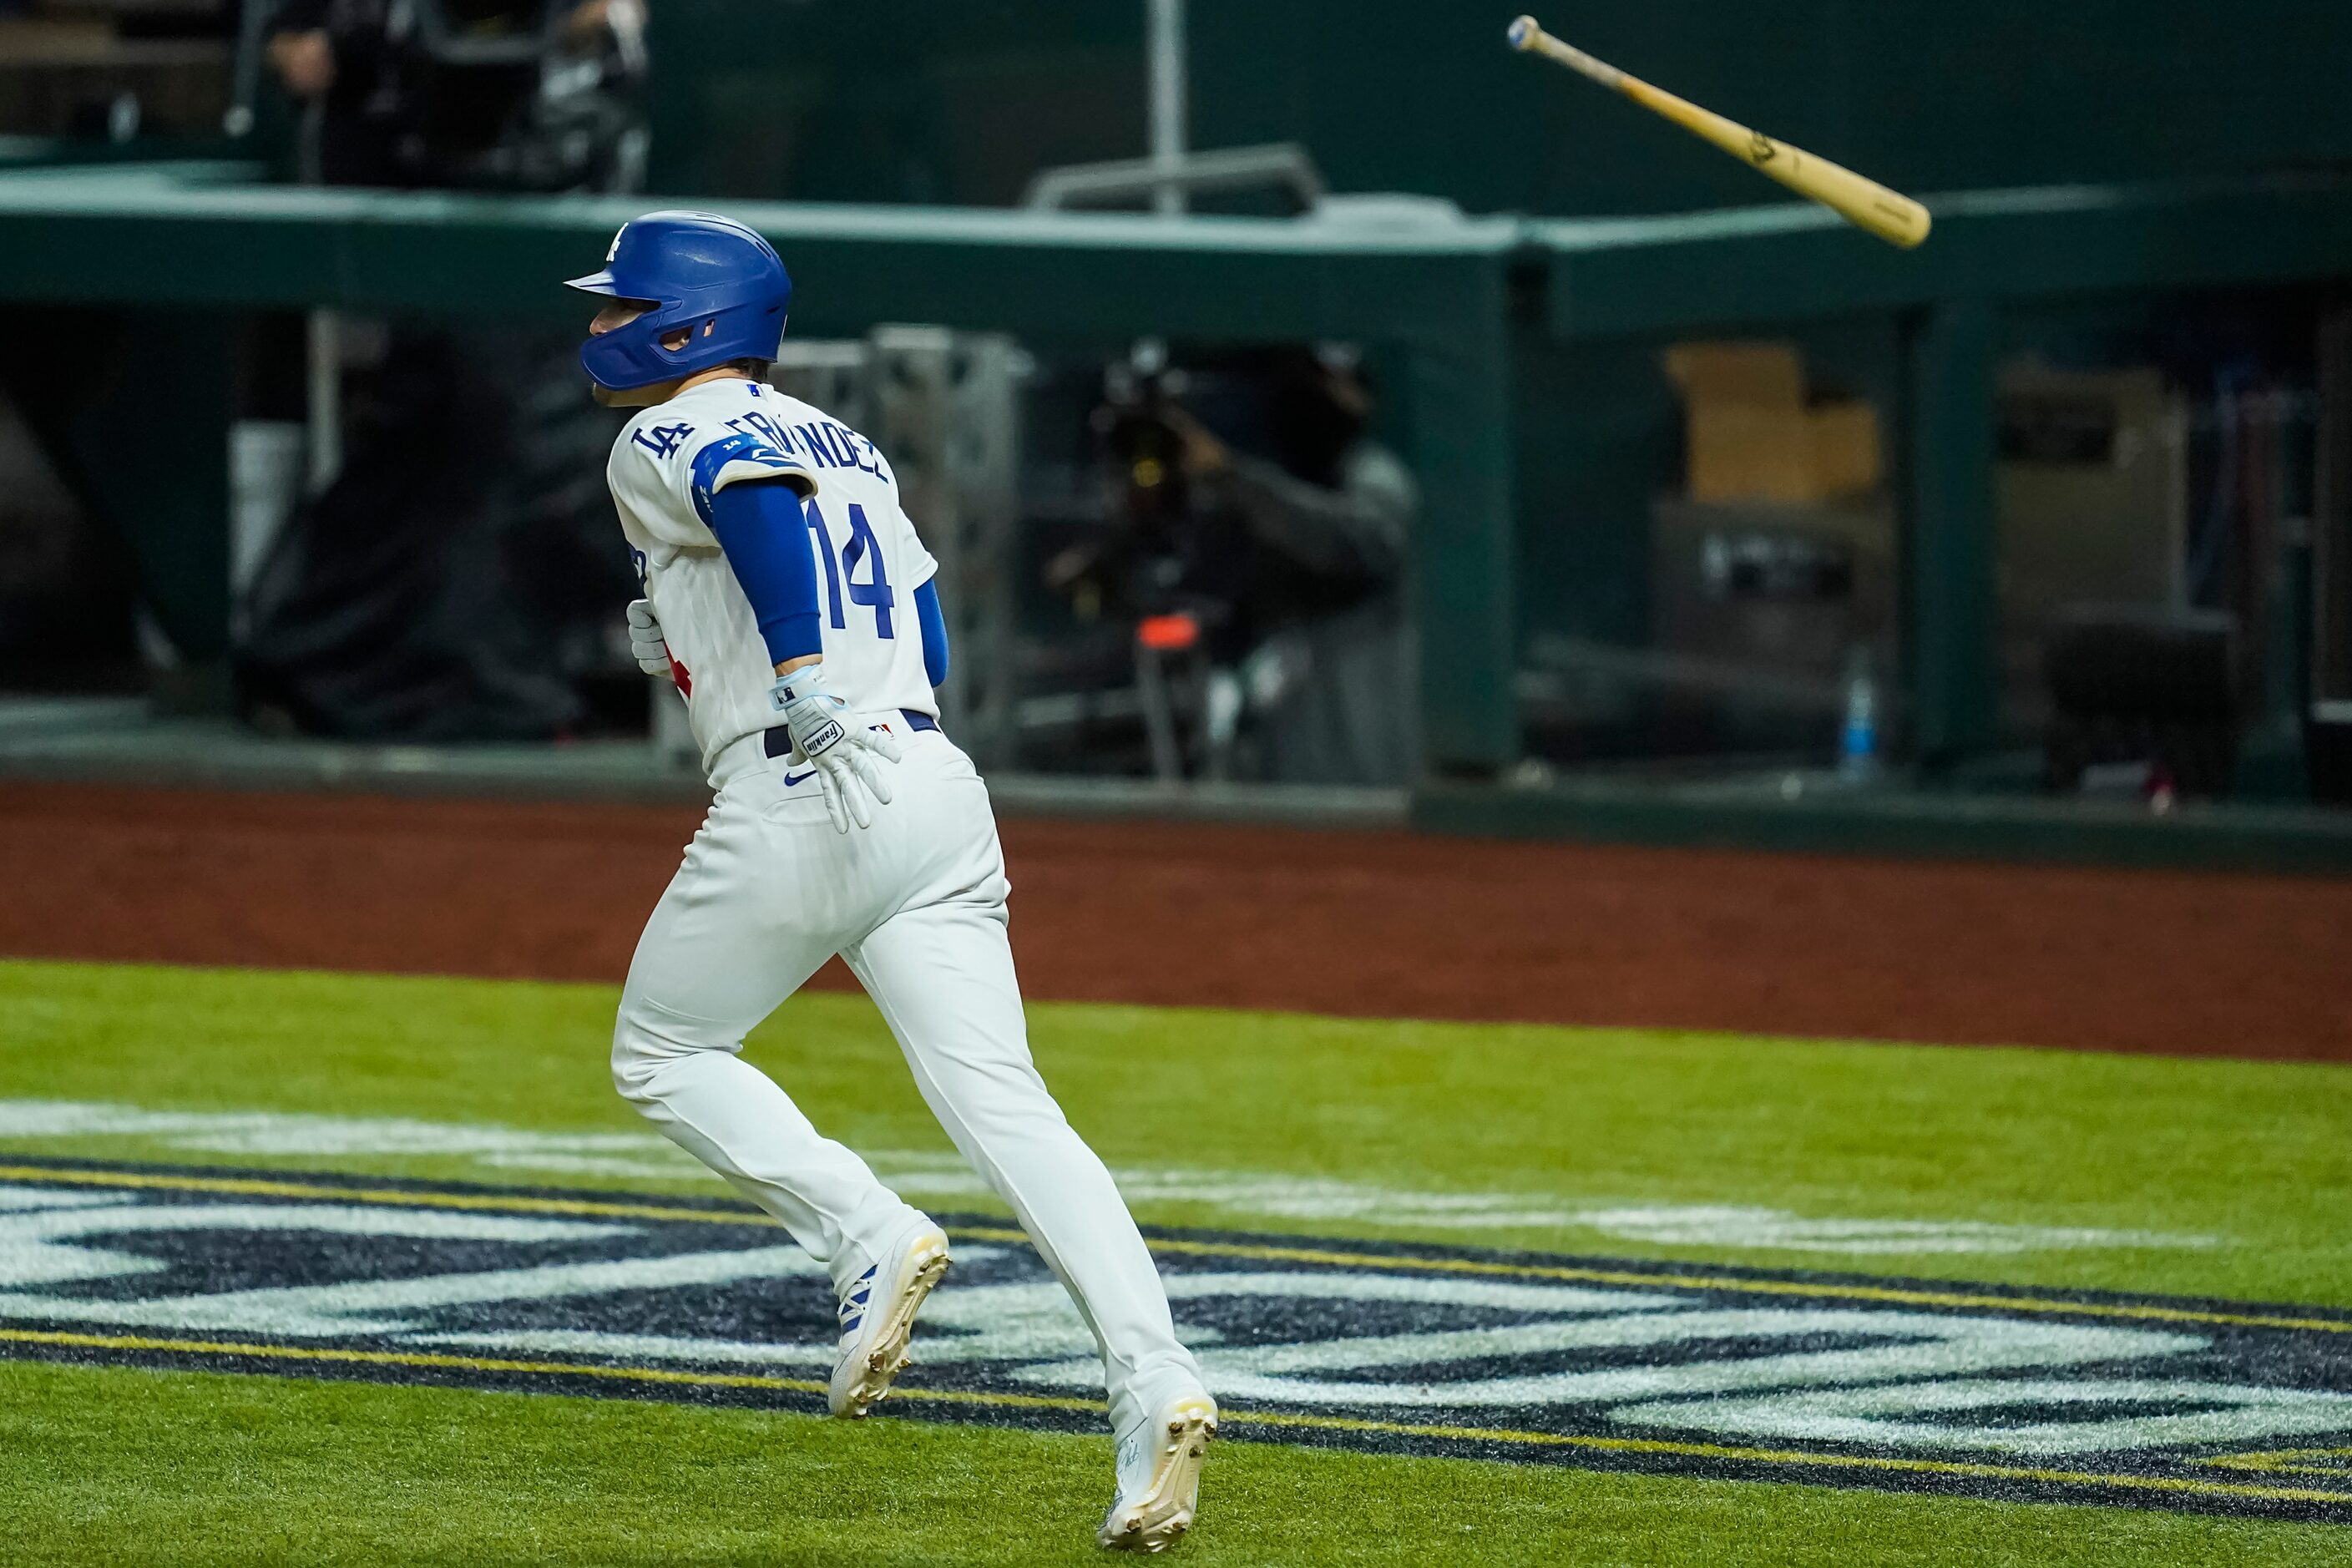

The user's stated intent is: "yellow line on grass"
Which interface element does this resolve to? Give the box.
[1226,1409,2352,1506]
[2198,1446,2352,1476]
[7,1327,2349,1509]
[0,1164,744,1227]
[0,1328,1104,1414]
[6,1162,2347,1337]
[1,1327,830,1395]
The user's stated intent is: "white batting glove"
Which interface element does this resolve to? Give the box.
[625,599,672,678]
[770,665,904,833]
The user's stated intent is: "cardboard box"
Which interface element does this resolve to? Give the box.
[1687,405,1814,504]
[1669,340,1882,504]
[1808,401,1884,499]
[1665,341,1805,407]
[1686,399,1882,504]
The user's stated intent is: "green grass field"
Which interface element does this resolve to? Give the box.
[3,957,2349,1565]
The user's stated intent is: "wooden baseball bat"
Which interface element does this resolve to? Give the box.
[1507,15,1931,250]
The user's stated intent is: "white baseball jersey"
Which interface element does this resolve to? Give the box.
[608,377,940,777]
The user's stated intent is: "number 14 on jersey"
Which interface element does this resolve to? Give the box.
[805,498,893,640]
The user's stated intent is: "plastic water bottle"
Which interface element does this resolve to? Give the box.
[1839,645,1879,781]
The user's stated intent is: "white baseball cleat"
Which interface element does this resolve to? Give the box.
[1097,1388,1217,1553]
[827,1219,951,1418]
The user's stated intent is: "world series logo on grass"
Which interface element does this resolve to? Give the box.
[2,1157,2348,1521]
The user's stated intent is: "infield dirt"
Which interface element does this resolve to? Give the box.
[0,781,2345,1061]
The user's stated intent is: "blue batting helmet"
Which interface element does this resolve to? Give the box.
[565,210,792,392]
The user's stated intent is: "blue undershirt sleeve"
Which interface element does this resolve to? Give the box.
[706,480,822,667]
[915,579,949,687]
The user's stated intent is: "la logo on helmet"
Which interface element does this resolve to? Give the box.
[607,225,625,261]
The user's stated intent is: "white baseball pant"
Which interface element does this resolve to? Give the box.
[610,726,1203,1429]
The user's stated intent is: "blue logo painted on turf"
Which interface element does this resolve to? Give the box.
[3,1158,2347,1524]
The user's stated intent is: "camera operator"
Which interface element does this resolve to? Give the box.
[1157,347,1420,787]
[266,0,640,190]
[238,1,649,741]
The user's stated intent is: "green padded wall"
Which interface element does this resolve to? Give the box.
[651,2,2352,211]
[647,0,1145,204]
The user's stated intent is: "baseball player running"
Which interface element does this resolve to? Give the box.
[572,211,1214,1553]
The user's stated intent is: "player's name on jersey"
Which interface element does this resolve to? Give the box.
[633,397,893,485]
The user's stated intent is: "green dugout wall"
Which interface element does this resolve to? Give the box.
[4,164,2352,783]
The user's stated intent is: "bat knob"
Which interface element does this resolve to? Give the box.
[1506,15,1540,51]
